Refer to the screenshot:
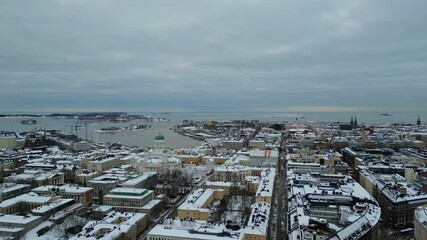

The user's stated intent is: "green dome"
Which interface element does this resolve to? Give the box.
[155,134,165,140]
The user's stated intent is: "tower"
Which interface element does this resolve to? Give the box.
[354,116,358,127]
[417,114,421,126]
[350,116,354,126]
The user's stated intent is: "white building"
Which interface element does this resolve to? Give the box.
[146,218,244,240]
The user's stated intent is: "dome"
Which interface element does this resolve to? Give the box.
[155,134,165,141]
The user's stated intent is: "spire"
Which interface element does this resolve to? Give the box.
[350,116,354,126]
[417,114,421,126]
[354,116,358,126]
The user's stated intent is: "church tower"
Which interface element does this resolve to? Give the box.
[417,114,421,126]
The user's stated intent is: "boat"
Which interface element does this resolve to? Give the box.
[21,119,37,125]
[379,113,392,117]
[95,126,121,133]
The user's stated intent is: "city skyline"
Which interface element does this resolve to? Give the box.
[1,0,427,112]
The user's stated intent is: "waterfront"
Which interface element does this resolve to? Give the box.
[0,111,425,148]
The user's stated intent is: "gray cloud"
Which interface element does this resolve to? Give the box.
[1,0,426,112]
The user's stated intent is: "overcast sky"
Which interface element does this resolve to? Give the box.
[1,0,426,113]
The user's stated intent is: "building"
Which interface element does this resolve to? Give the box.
[255,168,275,204]
[177,188,224,221]
[72,141,91,151]
[214,165,252,183]
[103,187,154,209]
[121,172,158,189]
[0,134,17,149]
[4,170,64,188]
[204,181,240,196]
[243,202,271,240]
[88,174,128,204]
[176,154,203,164]
[248,149,278,167]
[32,184,94,206]
[0,183,31,202]
[359,168,427,228]
[415,206,427,240]
[0,214,43,239]
[140,199,163,219]
[76,171,100,186]
[136,135,183,175]
[287,171,381,240]
[70,211,148,240]
[223,139,245,150]
[87,156,121,172]
[0,193,75,216]
[248,139,266,149]
[146,218,244,240]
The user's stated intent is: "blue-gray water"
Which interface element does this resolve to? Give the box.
[0,111,425,148]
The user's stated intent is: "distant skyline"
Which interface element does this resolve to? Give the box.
[1,0,427,113]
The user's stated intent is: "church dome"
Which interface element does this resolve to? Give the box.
[155,134,165,141]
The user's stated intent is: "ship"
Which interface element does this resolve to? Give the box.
[21,119,37,125]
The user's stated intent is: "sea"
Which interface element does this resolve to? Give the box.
[0,111,425,148]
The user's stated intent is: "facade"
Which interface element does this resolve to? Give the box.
[0,214,43,239]
[359,168,427,228]
[76,171,100,186]
[177,188,224,221]
[223,139,245,150]
[176,154,203,164]
[70,211,148,240]
[0,135,17,149]
[87,156,121,172]
[0,193,75,216]
[103,187,154,208]
[4,170,64,188]
[0,183,31,202]
[32,184,94,206]
[204,181,240,195]
[415,206,427,240]
[248,139,266,149]
[88,174,128,204]
[214,165,252,183]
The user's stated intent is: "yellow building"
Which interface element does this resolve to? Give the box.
[177,188,224,221]
[204,181,240,196]
[176,154,202,164]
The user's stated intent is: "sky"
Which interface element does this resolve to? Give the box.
[0,0,426,113]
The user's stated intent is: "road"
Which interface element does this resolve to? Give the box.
[272,132,287,240]
[138,173,212,240]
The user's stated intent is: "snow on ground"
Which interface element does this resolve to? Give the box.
[21,215,88,240]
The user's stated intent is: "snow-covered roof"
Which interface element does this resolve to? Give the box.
[244,202,270,236]
[178,188,222,212]
[256,168,275,198]
[121,172,157,187]
[147,219,243,240]
[69,211,146,240]
[32,184,93,194]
